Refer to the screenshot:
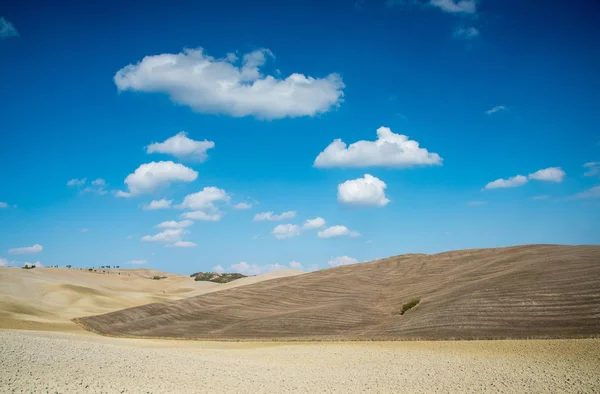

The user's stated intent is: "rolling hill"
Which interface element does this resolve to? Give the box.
[75,244,600,340]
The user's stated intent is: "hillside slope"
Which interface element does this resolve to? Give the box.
[0,267,302,331]
[75,245,600,340]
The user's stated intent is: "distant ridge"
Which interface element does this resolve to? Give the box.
[75,245,600,340]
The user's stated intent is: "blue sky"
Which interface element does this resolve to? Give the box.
[1,0,599,274]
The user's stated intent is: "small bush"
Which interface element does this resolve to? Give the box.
[151,276,167,280]
[400,298,420,315]
[22,265,36,269]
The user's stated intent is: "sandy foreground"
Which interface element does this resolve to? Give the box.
[1,330,599,394]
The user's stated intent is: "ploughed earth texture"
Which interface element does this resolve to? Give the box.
[74,244,600,340]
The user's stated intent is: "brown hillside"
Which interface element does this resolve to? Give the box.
[75,245,600,340]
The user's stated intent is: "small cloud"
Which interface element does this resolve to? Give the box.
[91,178,106,186]
[583,162,599,177]
[154,220,193,229]
[574,186,600,199]
[338,174,390,207]
[167,241,197,248]
[289,261,304,270]
[116,161,198,197]
[485,105,507,115]
[253,211,296,221]
[532,195,549,200]
[233,202,252,210]
[127,259,148,265]
[0,258,9,267]
[79,228,89,233]
[318,225,360,238]
[67,178,86,187]
[528,167,565,183]
[467,201,486,206]
[180,210,221,221]
[272,224,301,239]
[229,261,287,276]
[0,17,19,39]
[141,229,187,243]
[366,240,373,244]
[0,202,9,209]
[483,175,528,190]
[303,217,326,230]
[213,264,225,274]
[328,256,359,267]
[453,26,479,40]
[146,131,215,162]
[143,199,173,210]
[8,244,43,255]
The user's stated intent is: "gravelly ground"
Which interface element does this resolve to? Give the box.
[1,330,599,393]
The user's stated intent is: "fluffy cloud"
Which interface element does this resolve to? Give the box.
[528,167,565,182]
[177,187,230,210]
[318,225,360,238]
[143,198,172,210]
[230,261,287,276]
[485,105,507,115]
[146,131,215,161]
[154,220,193,229]
[91,178,106,186]
[303,217,326,230]
[584,162,600,177]
[127,260,148,265]
[116,161,198,197]
[213,265,225,274]
[314,126,441,168]
[8,244,43,255]
[166,241,197,248]
[574,186,600,199]
[253,211,296,221]
[67,178,86,187]
[114,47,344,120]
[180,210,221,221]
[338,174,390,206]
[141,229,186,243]
[453,26,479,40]
[328,256,359,267]
[483,175,528,190]
[233,202,252,210]
[289,261,304,270]
[272,224,301,239]
[0,17,19,39]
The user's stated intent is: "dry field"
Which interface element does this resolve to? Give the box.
[76,245,600,340]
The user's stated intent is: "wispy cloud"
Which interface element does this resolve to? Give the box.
[583,162,599,177]
[486,105,507,115]
[453,26,479,40]
[0,17,18,39]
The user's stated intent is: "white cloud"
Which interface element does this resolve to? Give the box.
[528,167,565,183]
[430,0,476,14]
[253,211,296,221]
[79,228,89,233]
[289,261,304,270]
[167,241,197,248]
[453,26,479,40]
[8,244,43,255]
[114,47,344,120]
[574,186,600,199]
[0,202,8,209]
[532,195,549,200]
[272,224,301,239]
[303,217,326,230]
[143,198,173,210]
[483,175,528,190]
[181,210,221,221]
[328,256,359,267]
[213,264,225,274]
[116,161,198,197]
[0,258,8,267]
[91,178,106,186]
[0,17,19,39]
[177,187,230,210]
[127,259,148,265]
[141,229,186,243]
[485,105,507,115]
[67,178,86,187]
[584,162,600,177]
[314,126,441,168]
[146,131,215,161]
[233,202,252,210]
[338,174,390,207]
[230,261,287,276]
[318,225,360,238]
[155,220,193,229]
[467,201,486,206]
